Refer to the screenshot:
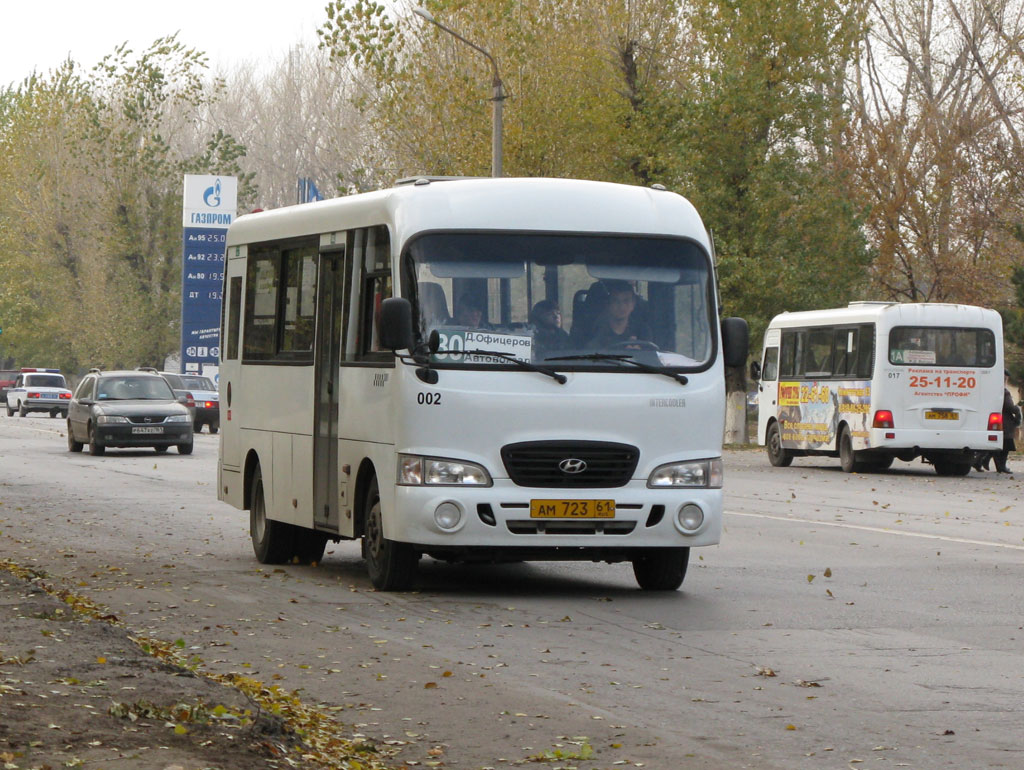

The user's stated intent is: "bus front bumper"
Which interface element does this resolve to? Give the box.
[387,481,723,552]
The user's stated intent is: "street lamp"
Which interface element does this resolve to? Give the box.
[413,6,505,177]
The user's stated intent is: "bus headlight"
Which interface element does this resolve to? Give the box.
[647,458,723,488]
[398,454,492,486]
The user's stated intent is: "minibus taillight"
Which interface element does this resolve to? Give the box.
[872,410,894,429]
[988,412,1003,431]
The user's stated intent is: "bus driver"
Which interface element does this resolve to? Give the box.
[588,280,652,348]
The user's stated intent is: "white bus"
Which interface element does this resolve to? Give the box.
[217,177,748,590]
[752,302,1004,475]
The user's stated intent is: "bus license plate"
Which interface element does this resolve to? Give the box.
[925,410,958,420]
[131,426,164,435]
[530,499,615,519]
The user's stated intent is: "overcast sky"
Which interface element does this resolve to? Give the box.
[1,0,332,88]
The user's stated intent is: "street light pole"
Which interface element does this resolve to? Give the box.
[412,7,505,177]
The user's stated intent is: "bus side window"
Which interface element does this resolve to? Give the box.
[833,328,852,377]
[243,248,280,360]
[762,346,779,381]
[780,330,801,377]
[226,276,242,360]
[805,328,834,376]
[855,324,875,377]
[356,225,393,361]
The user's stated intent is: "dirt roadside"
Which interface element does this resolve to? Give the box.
[0,560,398,770]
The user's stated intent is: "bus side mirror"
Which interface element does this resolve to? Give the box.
[379,298,415,351]
[749,360,761,381]
[721,317,749,368]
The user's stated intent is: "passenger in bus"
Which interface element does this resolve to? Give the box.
[454,294,489,328]
[529,299,570,355]
[587,280,653,348]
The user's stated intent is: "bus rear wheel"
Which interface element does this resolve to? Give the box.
[934,459,972,477]
[250,465,294,564]
[839,427,862,473]
[632,547,690,591]
[362,477,418,590]
[766,422,792,467]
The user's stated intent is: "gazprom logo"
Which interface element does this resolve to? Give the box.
[203,178,222,207]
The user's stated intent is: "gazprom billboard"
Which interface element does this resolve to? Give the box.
[181,175,237,376]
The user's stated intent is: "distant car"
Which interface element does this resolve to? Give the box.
[154,371,220,433]
[746,390,759,409]
[0,369,18,406]
[66,369,194,456]
[6,369,73,417]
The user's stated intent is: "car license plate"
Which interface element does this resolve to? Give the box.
[42,394,57,399]
[925,410,958,420]
[530,499,615,519]
[131,426,164,435]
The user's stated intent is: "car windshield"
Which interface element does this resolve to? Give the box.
[26,374,65,388]
[405,232,714,370]
[97,377,175,400]
[181,376,215,391]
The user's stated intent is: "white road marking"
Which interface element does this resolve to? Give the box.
[727,510,1024,551]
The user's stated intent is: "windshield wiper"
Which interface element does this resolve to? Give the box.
[546,353,689,386]
[449,349,567,384]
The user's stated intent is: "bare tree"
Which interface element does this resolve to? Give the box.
[196,45,374,209]
[849,0,1024,303]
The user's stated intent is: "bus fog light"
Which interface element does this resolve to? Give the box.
[676,504,704,533]
[434,502,463,531]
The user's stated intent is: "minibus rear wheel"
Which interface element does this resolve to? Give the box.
[632,547,689,591]
[362,476,419,590]
[766,421,792,467]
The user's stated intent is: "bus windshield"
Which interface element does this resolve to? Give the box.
[405,232,714,370]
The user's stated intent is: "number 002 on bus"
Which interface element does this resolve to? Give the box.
[530,500,616,518]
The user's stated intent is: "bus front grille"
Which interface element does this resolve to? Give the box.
[500,441,639,488]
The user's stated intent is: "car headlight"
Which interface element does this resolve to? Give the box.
[398,454,492,486]
[165,414,190,423]
[648,458,723,488]
[96,415,128,424]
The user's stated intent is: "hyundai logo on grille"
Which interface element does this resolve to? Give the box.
[558,458,588,474]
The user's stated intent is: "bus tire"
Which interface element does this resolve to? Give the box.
[839,426,861,473]
[766,421,792,467]
[292,529,328,565]
[362,476,418,590]
[250,465,294,564]
[934,459,971,477]
[632,547,690,591]
[866,454,894,471]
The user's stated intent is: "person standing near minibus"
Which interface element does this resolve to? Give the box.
[991,371,1021,473]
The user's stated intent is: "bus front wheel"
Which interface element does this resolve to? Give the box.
[250,465,294,564]
[766,422,792,467]
[632,547,690,591]
[362,477,418,590]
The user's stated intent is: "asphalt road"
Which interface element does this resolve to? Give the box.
[1,413,1022,769]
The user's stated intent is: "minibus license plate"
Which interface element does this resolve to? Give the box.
[132,426,164,435]
[925,410,958,420]
[530,500,615,519]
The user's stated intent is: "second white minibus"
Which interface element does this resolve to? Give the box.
[753,302,1004,475]
[217,177,747,590]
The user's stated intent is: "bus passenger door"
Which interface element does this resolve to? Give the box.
[758,328,781,444]
[313,243,347,532]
